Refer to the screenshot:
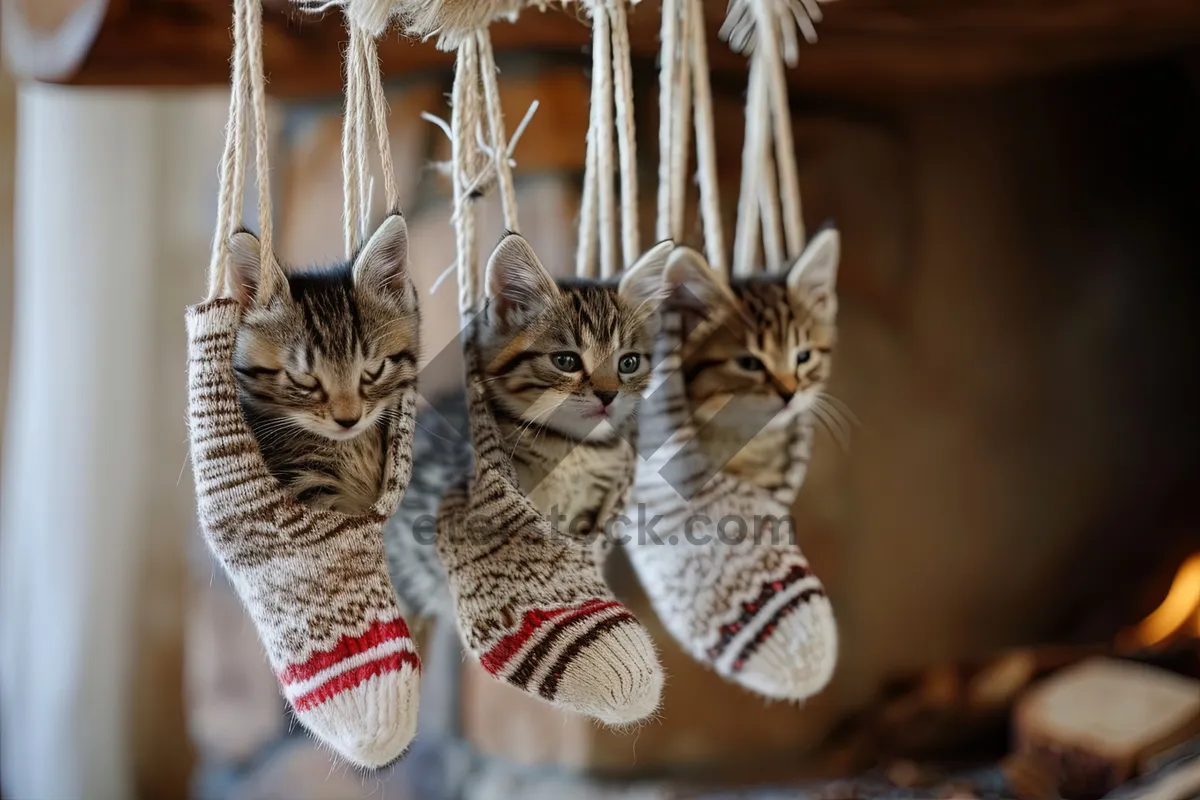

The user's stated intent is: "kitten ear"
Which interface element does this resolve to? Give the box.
[229,230,263,307]
[618,239,673,315]
[486,233,558,324]
[354,213,412,301]
[665,246,736,316]
[787,226,839,320]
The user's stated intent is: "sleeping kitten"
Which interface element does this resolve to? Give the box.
[478,235,672,536]
[229,214,419,514]
[665,227,839,492]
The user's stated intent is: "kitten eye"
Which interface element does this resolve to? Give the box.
[617,353,641,375]
[362,362,386,385]
[551,352,582,372]
[286,372,319,392]
[736,355,765,372]
[796,350,813,365]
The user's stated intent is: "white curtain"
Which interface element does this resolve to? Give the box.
[0,84,229,800]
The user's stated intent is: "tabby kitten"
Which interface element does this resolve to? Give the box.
[229,214,419,514]
[666,228,839,491]
[380,236,671,619]
[478,235,672,534]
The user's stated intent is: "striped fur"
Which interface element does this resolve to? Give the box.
[230,216,419,514]
[624,233,840,701]
[670,235,836,497]
[186,223,423,768]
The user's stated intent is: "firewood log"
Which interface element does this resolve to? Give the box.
[1014,658,1200,798]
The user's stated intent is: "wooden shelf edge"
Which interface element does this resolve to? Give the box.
[4,0,1200,97]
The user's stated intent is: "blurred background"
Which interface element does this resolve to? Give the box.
[2,1,1200,799]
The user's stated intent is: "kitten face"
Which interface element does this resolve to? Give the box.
[480,236,671,443]
[668,229,839,428]
[231,215,419,442]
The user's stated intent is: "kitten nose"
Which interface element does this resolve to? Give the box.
[334,417,360,429]
[595,390,618,407]
[779,391,795,405]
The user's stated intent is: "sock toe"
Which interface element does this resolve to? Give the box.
[552,618,663,725]
[731,596,837,701]
[298,661,421,768]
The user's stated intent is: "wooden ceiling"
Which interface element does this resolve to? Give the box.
[5,0,1200,97]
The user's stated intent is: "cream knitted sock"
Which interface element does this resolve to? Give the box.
[625,292,837,701]
[435,332,663,725]
[186,299,421,767]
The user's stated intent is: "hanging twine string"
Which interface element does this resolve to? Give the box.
[342,29,365,255]
[756,0,804,258]
[655,0,681,243]
[724,0,829,274]
[576,1,614,279]
[422,50,538,302]
[576,0,635,280]
[732,53,767,276]
[477,30,519,234]
[576,38,600,278]
[451,36,485,320]
[594,3,617,279]
[242,0,285,303]
[206,0,251,301]
[203,0,284,303]
[667,1,691,244]
[609,0,639,271]
[341,15,403,258]
[656,0,723,268]
[687,0,724,272]
[757,72,784,272]
[364,32,401,214]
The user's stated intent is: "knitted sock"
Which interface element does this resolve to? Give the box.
[625,306,837,701]
[186,299,421,767]
[435,332,663,725]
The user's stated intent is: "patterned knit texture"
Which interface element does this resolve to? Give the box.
[626,309,837,701]
[186,300,421,768]
[435,325,663,725]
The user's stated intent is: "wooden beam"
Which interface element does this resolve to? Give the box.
[4,0,1200,96]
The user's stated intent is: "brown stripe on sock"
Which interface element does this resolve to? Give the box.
[462,533,516,565]
[506,603,618,691]
[705,564,813,662]
[730,587,826,672]
[190,329,238,346]
[303,516,363,546]
[538,613,637,701]
[199,439,259,463]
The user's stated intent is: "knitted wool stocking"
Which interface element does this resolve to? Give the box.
[186,299,420,768]
[435,327,663,724]
[624,297,837,701]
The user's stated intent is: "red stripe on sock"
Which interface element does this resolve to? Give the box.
[480,599,619,675]
[278,617,412,685]
[291,650,421,712]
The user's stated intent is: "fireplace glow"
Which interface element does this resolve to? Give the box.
[1123,553,1200,650]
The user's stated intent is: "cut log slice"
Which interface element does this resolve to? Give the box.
[1014,657,1200,799]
